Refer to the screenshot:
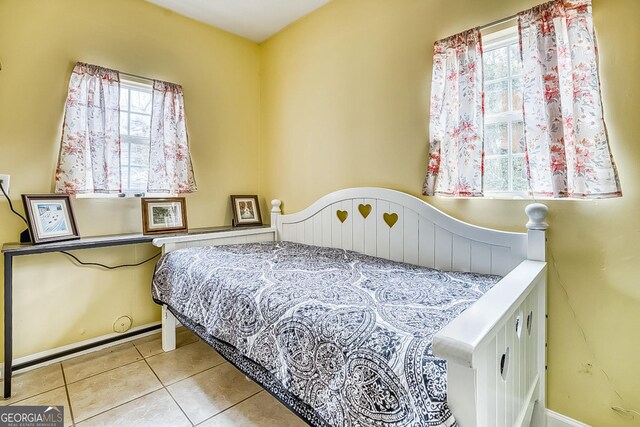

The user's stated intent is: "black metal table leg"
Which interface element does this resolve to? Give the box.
[4,253,12,399]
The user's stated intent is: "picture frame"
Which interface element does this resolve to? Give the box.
[141,197,188,235]
[230,195,262,227]
[22,194,80,245]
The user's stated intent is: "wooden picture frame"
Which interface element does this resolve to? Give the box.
[22,194,80,245]
[230,195,262,227]
[141,198,188,235]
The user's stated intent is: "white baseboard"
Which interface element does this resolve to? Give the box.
[547,409,591,427]
[1,321,162,378]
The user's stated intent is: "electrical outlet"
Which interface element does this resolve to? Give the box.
[0,174,9,195]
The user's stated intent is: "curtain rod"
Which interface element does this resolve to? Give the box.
[480,14,518,31]
[119,71,154,82]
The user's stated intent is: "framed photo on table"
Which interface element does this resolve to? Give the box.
[22,194,80,244]
[230,195,262,227]
[141,198,188,235]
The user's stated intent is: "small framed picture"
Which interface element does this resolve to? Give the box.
[22,194,80,244]
[230,195,262,227]
[141,198,188,235]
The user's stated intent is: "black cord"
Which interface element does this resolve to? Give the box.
[0,180,28,225]
[1,180,161,269]
[60,250,161,270]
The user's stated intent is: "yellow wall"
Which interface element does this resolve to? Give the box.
[260,0,640,425]
[2,0,639,425]
[0,0,261,357]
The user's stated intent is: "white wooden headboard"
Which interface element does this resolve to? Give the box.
[270,187,539,276]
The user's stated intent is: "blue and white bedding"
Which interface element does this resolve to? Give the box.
[152,241,501,427]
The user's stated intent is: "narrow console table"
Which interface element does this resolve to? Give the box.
[2,225,273,399]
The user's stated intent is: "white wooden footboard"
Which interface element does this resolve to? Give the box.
[270,188,549,427]
[433,260,547,427]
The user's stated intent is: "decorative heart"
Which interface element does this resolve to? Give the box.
[336,210,348,223]
[358,204,372,219]
[383,212,398,228]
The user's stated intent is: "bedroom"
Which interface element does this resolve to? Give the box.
[0,0,637,426]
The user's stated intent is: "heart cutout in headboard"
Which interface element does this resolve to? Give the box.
[358,204,372,219]
[336,210,348,223]
[383,212,398,228]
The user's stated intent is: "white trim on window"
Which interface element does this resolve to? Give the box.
[482,24,527,197]
[77,78,173,199]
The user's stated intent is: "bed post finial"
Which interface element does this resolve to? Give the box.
[525,203,548,230]
[525,203,548,261]
[271,199,282,228]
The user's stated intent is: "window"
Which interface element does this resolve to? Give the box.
[482,26,527,195]
[119,79,152,196]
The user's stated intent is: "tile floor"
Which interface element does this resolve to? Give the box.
[1,327,308,426]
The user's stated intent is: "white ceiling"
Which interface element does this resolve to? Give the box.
[146,0,331,42]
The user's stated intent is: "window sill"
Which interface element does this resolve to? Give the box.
[75,193,176,199]
[432,193,593,201]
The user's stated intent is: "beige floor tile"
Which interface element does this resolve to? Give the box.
[0,363,64,405]
[9,386,73,427]
[133,327,199,358]
[200,391,308,427]
[146,340,224,385]
[168,362,262,424]
[63,343,142,383]
[67,360,162,422]
[76,389,190,427]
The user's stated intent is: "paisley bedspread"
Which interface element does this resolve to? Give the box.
[152,241,501,427]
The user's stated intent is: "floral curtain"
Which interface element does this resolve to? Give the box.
[518,0,621,198]
[148,81,197,194]
[423,28,484,197]
[55,63,121,194]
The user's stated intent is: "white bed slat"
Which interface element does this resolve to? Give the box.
[389,202,404,262]
[331,202,342,248]
[471,242,492,274]
[282,223,294,242]
[506,312,516,425]
[296,221,305,243]
[418,219,435,268]
[491,246,512,276]
[352,198,365,254]
[304,219,313,245]
[376,200,390,259]
[486,334,498,425]
[313,213,323,246]
[452,235,471,272]
[497,327,507,427]
[322,207,332,247]
[434,226,453,271]
[364,198,377,257]
[403,208,419,265]
[341,200,353,250]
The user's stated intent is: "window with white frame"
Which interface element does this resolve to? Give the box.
[482,26,527,195]
[119,79,152,196]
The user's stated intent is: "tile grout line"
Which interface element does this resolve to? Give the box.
[63,339,199,387]
[20,333,224,427]
[2,365,66,409]
[60,363,77,427]
[67,345,165,424]
[159,359,228,388]
[194,390,264,426]
[138,346,194,427]
[64,355,143,386]
[2,385,62,407]
[73,387,164,425]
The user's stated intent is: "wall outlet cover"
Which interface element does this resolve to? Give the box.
[0,174,10,195]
